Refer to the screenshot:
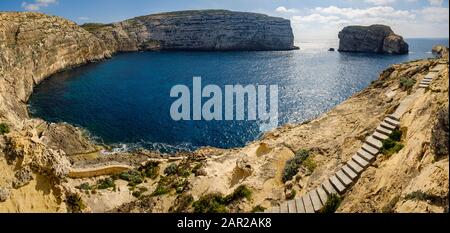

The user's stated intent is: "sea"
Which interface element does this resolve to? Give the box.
[29,38,449,153]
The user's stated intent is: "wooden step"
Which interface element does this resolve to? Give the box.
[376,125,392,136]
[380,121,396,130]
[373,131,389,141]
[384,118,400,127]
[295,198,306,213]
[365,136,383,150]
[309,190,323,212]
[329,175,346,193]
[347,160,364,174]
[316,187,329,205]
[271,206,280,213]
[357,148,376,162]
[302,194,315,213]
[419,84,429,88]
[387,114,400,121]
[336,170,353,186]
[287,199,297,213]
[352,154,369,168]
[280,201,289,213]
[322,180,338,195]
[342,164,358,179]
[362,143,380,155]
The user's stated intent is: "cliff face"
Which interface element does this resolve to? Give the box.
[83,10,297,51]
[338,25,409,54]
[0,12,111,125]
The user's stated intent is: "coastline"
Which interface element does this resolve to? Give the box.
[1,12,448,213]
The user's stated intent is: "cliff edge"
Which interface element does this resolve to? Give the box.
[338,24,409,54]
[82,10,297,52]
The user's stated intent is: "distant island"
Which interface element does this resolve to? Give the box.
[338,24,409,54]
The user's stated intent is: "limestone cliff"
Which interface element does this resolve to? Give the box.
[82,10,297,52]
[338,25,409,54]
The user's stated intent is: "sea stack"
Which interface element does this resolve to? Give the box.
[338,24,409,54]
[82,10,298,51]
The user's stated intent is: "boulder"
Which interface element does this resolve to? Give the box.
[338,24,408,54]
[0,187,10,202]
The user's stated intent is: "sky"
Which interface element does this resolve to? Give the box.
[1,0,448,40]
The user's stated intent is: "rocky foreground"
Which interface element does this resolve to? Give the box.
[0,12,449,213]
[338,24,409,54]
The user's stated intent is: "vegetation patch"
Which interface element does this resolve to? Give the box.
[192,185,252,213]
[0,123,9,135]
[404,191,447,206]
[66,193,86,213]
[132,187,148,198]
[119,170,144,186]
[319,194,342,213]
[381,195,400,213]
[381,128,404,156]
[76,182,92,191]
[97,178,115,190]
[81,23,112,31]
[431,107,449,159]
[399,77,416,92]
[251,205,266,213]
[169,194,194,213]
[282,149,311,182]
[139,161,160,179]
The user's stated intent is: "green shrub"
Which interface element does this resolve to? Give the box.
[399,77,416,91]
[76,182,92,191]
[170,194,194,213]
[66,193,85,213]
[164,163,178,176]
[303,156,317,172]
[0,123,9,135]
[282,149,311,182]
[81,23,112,31]
[132,187,148,198]
[251,205,266,213]
[119,170,144,186]
[97,178,115,190]
[223,185,252,203]
[319,194,342,213]
[139,161,160,179]
[192,194,228,213]
[381,129,405,156]
[381,195,400,213]
[152,176,172,196]
[192,185,252,213]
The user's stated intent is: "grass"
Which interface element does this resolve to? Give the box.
[0,123,9,135]
[170,194,194,213]
[282,149,312,182]
[164,163,178,175]
[151,176,172,196]
[381,128,405,157]
[399,77,416,92]
[318,194,342,213]
[192,185,252,213]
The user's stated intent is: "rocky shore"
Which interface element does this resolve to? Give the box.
[0,12,448,213]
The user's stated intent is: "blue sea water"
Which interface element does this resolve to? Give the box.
[29,38,449,153]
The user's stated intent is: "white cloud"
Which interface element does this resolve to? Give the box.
[275,6,298,14]
[78,16,90,21]
[428,0,444,6]
[287,5,449,40]
[21,0,58,11]
[419,6,449,22]
[364,0,397,5]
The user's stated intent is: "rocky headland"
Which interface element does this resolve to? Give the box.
[0,11,448,213]
[338,24,409,54]
[82,10,297,52]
